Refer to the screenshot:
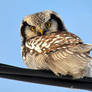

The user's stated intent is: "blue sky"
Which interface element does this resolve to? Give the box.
[0,0,92,92]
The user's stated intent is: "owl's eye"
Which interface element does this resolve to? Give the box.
[45,22,51,28]
[30,26,36,31]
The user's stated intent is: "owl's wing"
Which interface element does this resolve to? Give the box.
[26,32,92,78]
[47,44,92,79]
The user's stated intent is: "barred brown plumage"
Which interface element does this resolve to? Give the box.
[25,32,82,54]
[20,10,92,79]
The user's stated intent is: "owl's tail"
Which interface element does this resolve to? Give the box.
[66,44,92,78]
[47,44,92,79]
[69,44,92,54]
[77,44,92,78]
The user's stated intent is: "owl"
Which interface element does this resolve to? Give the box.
[20,10,92,79]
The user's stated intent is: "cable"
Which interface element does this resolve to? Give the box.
[0,63,92,90]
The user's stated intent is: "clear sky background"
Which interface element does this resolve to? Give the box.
[0,0,92,92]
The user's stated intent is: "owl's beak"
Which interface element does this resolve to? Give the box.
[39,29,43,35]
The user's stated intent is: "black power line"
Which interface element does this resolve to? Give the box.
[0,63,92,90]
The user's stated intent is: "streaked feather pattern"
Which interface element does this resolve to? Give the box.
[22,32,92,79]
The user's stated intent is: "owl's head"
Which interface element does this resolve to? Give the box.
[20,10,67,45]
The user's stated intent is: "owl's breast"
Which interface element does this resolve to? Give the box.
[21,46,49,69]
